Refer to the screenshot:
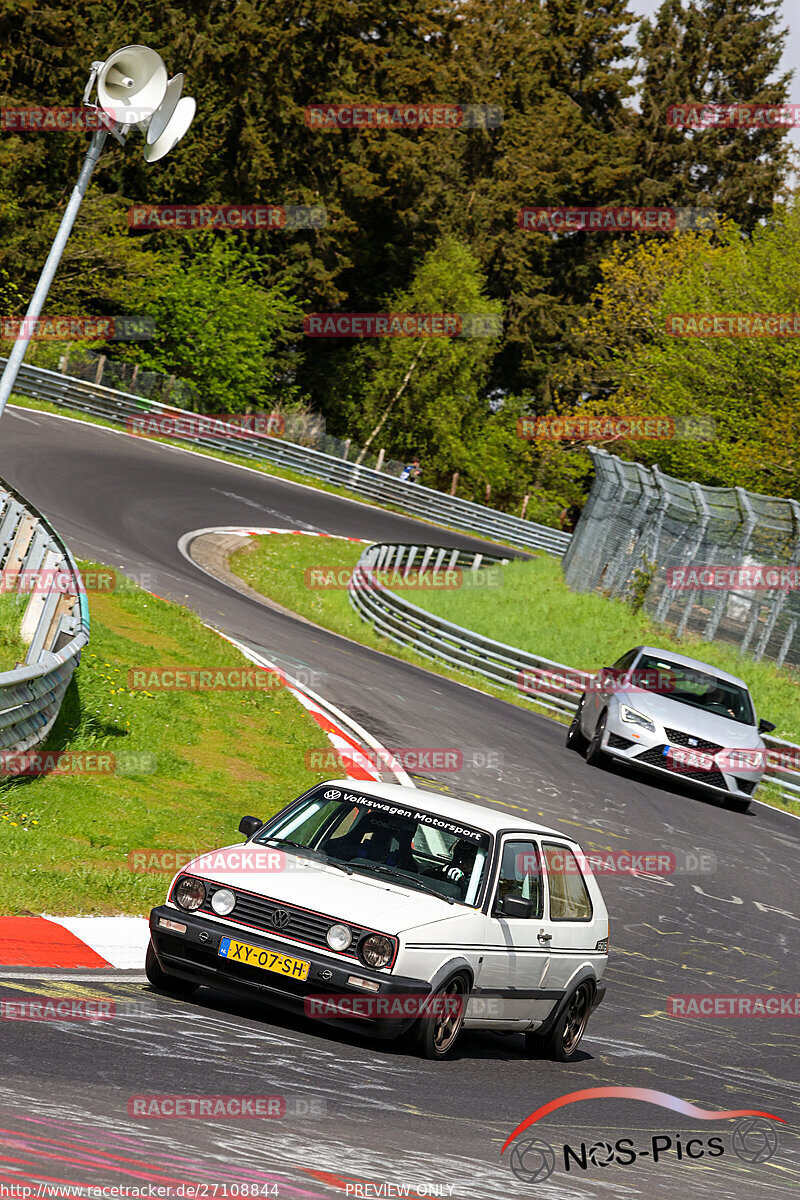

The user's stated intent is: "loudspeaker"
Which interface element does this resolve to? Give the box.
[96,45,168,126]
[143,96,196,162]
[147,73,184,145]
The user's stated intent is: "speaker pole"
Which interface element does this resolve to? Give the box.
[0,126,108,420]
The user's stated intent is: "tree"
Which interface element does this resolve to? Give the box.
[635,0,792,228]
[337,237,502,487]
[117,235,304,412]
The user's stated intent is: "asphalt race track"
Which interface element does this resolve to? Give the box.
[1,407,798,1200]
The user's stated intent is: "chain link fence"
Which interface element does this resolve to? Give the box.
[563,448,800,669]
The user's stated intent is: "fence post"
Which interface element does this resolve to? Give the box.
[343,438,351,461]
[450,472,459,496]
[375,448,385,472]
[94,355,106,385]
[521,493,529,520]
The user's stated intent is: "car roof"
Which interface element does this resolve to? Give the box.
[318,779,573,841]
[631,646,750,690]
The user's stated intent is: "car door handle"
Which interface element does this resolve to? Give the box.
[538,931,552,943]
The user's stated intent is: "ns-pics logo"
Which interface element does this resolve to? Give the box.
[502,1088,783,1184]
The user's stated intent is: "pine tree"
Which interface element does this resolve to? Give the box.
[636,0,791,227]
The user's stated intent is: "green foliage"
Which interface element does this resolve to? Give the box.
[117,235,305,411]
[0,0,795,517]
[555,200,800,499]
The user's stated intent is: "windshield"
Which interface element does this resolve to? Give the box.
[632,654,755,725]
[254,787,492,905]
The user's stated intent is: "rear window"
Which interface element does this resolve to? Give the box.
[543,843,593,921]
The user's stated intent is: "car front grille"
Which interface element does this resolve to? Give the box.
[196,882,371,961]
[634,745,728,789]
[608,733,635,750]
[664,728,722,753]
[734,777,758,795]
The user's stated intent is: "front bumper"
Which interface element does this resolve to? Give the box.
[600,713,761,799]
[148,906,431,1039]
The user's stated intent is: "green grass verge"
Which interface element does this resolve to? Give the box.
[229,535,800,817]
[0,591,29,670]
[0,562,333,915]
[9,393,534,556]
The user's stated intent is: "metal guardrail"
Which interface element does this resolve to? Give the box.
[2,359,571,557]
[349,542,800,804]
[0,478,90,755]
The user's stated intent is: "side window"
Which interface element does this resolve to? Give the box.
[543,844,593,921]
[494,840,543,919]
[612,648,638,671]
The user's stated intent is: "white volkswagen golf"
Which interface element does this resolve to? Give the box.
[147,781,609,1060]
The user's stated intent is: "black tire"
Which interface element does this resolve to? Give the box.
[566,696,588,752]
[526,981,594,1062]
[584,710,608,766]
[145,940,198,996]
[413,974,469,1060]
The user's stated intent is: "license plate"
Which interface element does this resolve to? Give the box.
[663,745,715,771]
[218,937,310,980]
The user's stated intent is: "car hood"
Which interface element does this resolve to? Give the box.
[181,845,464,936]
[616,689,763,747]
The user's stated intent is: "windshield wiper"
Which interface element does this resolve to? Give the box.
[266,838,352,874]
[348,862,454,903]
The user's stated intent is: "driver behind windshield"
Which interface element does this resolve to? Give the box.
[327,810,419,873]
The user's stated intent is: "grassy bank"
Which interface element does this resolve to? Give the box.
[229,535,800,815]
[0,591,29,670]
[0,563,332,914]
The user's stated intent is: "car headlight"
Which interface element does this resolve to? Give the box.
[358,933,395,969]
[211,888,236,916]
[326,923,352,952]
[174,876,206,911]
[722,748,765,770]
[619,704,656,732]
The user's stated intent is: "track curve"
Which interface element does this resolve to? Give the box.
[0,406,797,1200]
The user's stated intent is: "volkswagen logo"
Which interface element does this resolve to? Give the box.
[324,789,342,800]
[270,908,291,929]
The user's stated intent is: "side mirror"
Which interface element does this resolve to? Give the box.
[239,815,263,839]
[498,893,535,919]
[758,719,776,734]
